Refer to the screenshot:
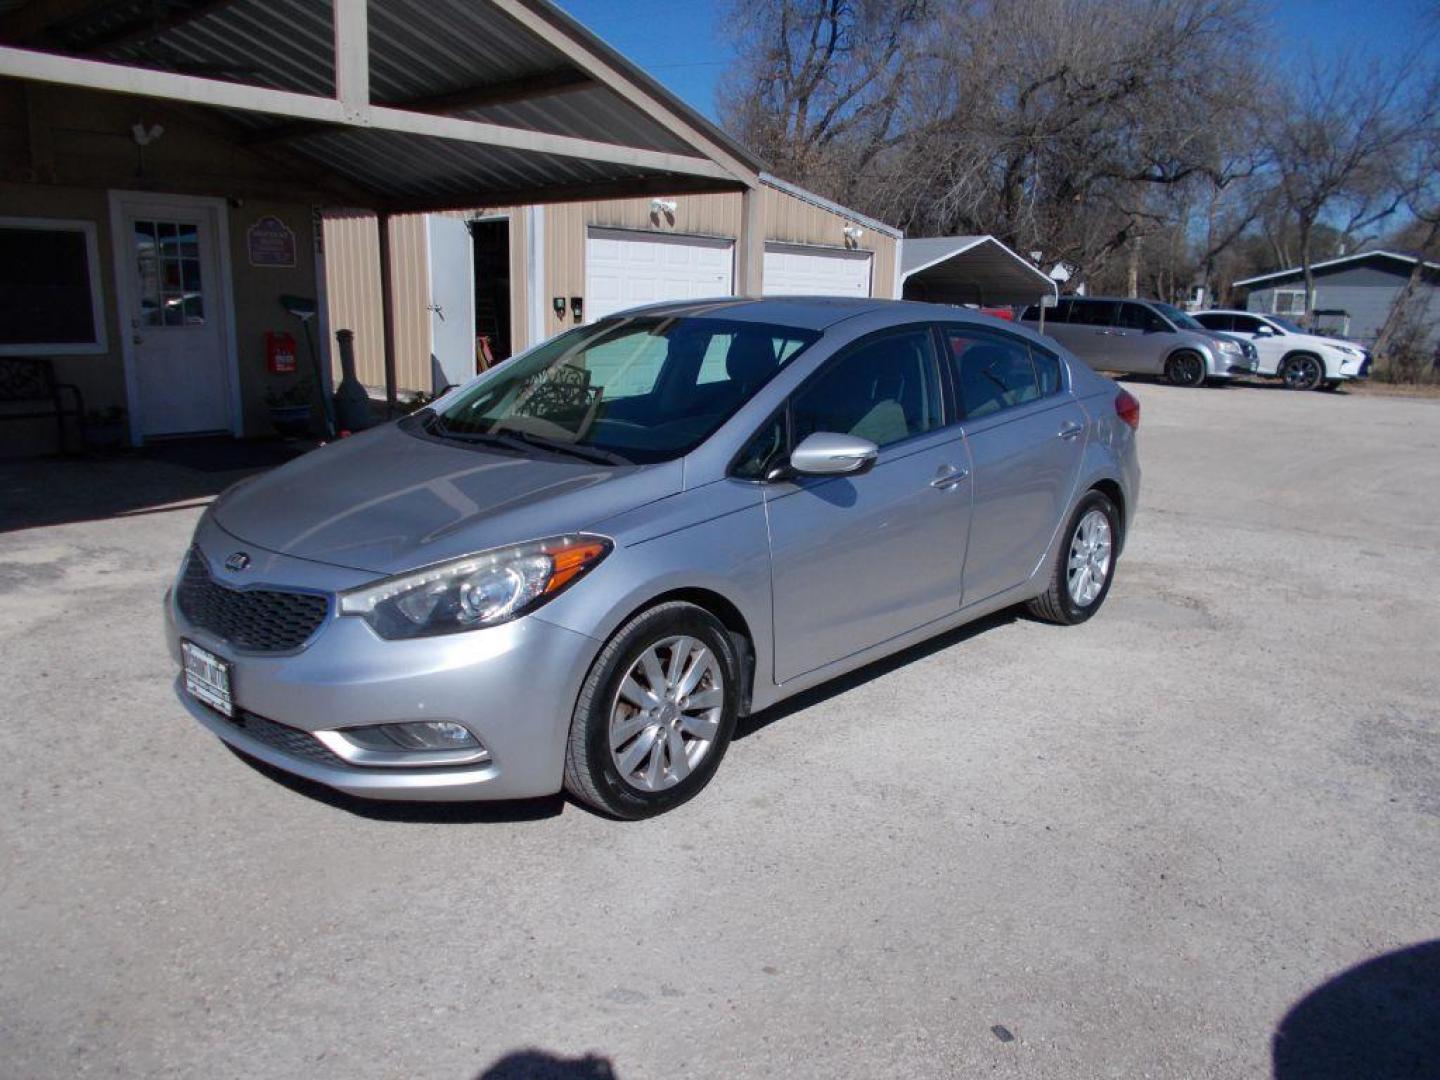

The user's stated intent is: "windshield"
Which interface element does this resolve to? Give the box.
[1269,316,1305,333]
[1150,301,1205,331]
[420,316,819,465]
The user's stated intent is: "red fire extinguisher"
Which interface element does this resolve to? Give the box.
[266,330,297,374]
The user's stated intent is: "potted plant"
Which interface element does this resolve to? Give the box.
[265,381,314,437]
[81,405,127,449]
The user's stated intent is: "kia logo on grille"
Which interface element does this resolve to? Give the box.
[225,552,251,572]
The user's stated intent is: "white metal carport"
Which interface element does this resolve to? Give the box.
[900,235,1057,308]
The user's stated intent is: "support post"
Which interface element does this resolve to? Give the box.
[737,185,764,297]
[377,211,398,416]
[333,0,369,117]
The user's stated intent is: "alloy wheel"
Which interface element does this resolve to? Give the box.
[1283,356,1322,390]
[1067,509,1113,607]
[608,636,725,792]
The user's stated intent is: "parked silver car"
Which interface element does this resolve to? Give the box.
[1021,296,1258,386]
[167,298,1140,818]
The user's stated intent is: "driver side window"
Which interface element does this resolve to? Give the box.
[789,328,943,450]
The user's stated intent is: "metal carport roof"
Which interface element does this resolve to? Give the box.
[900,236,1057,307]
[0,0,765,211]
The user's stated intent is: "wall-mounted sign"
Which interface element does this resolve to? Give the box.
[247,215,296,268]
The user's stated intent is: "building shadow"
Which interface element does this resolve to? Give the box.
[735,608,1017,741]
[227,747,566,824]
[473,1049,618,1079]
[1272,939,1440,1079]
[0,435,318,533]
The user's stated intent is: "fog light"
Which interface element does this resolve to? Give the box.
[343,721,479,752]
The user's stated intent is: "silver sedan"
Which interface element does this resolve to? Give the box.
[167,298,1141,818]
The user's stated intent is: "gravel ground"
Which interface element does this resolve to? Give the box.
[2,380,1438,1080]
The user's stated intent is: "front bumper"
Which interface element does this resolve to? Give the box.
[166,527,600,802]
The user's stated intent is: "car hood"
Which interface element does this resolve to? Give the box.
[210,422,682,575]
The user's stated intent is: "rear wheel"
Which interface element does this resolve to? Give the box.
[1165,351,1206,387]
[1280,354,1325,391]
[564,601,739,819]
[1027,490,1120,625]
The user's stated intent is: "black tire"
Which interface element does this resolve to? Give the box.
[1165,350,1207,387]
[563,601,740,819]
[1280,353,1325,391]
[1027,489,1121,625]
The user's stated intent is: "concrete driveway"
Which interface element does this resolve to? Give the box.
[2,383,1438,1079]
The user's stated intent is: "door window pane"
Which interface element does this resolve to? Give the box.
[1032,347,1062,396]
[1118,302,1166,332]
[136,218,205,328]
[1231,314,1263,333]
[947,329,1042,419]
[1071,300,1119,327]
[791,329,942,448]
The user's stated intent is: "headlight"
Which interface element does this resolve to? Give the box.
[339,534,611,639]
[1334,344,1362,357]
[1217,339,1242,355]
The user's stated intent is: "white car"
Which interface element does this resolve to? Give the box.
[1194,310,1371,391]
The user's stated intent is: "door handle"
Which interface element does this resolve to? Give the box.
[930,465,969,489]
[1058,421,1084,440]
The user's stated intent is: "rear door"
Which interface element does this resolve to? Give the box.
[1063,300,1124,371]
[943,325,1087,603]
[765,325,971,681]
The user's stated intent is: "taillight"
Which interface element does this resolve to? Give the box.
[1115,388,1140,429]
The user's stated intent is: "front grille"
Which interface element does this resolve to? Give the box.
[177,547,328,652]
[224,709,347,768]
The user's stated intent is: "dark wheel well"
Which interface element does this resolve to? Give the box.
[1282,350,1323,365]
[611,588,756,715]
[1090,479,1126,554]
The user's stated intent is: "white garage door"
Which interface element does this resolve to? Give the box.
[585,229,734,322]
[764,243,872,297]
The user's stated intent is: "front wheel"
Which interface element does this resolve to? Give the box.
[1280,354,1325,391]
[1027,490,1120,625]
[564,601,740,819]
[1165,351,1207,387]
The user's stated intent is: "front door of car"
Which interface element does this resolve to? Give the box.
[1232,313,1285,374]
[764,326,971,683]
[1110,302,1171,374]
[943,326,1087,604]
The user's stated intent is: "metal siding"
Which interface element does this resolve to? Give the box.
[1307,284,1403,342]
[760,184,897,298]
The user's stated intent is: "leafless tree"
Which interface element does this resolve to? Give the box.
[1263,53,1435,319]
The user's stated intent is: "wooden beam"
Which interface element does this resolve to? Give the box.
[0,45,735,180]
[242,67,592,148]
[381,173,747,215]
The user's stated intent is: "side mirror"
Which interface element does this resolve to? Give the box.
[784,432,879,478]
[1254,324,1276,337]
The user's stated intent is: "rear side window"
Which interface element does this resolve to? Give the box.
[946,328,1044,419]
[1031,346,1063,396]
[791,328,943,448]
[1071,300,1119,327]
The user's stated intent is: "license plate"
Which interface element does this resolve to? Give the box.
[182,640,233,717]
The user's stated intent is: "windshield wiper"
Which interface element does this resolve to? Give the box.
[500,429,633,466]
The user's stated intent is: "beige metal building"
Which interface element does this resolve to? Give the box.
[322,175,903,396]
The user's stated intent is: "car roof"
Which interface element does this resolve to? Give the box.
[606,296,983,332]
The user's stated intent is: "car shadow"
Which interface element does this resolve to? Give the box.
[735,608,1019,741]
[226,746,566,824]
[472,1050,619,1079]
[1272,939,1440,1079]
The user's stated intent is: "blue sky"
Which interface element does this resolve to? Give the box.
[555,0,1435,122]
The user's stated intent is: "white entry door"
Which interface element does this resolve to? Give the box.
[116,194,234,439]
[764,243,872,297]
[585,229,734,322]
[426,215,476,392]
